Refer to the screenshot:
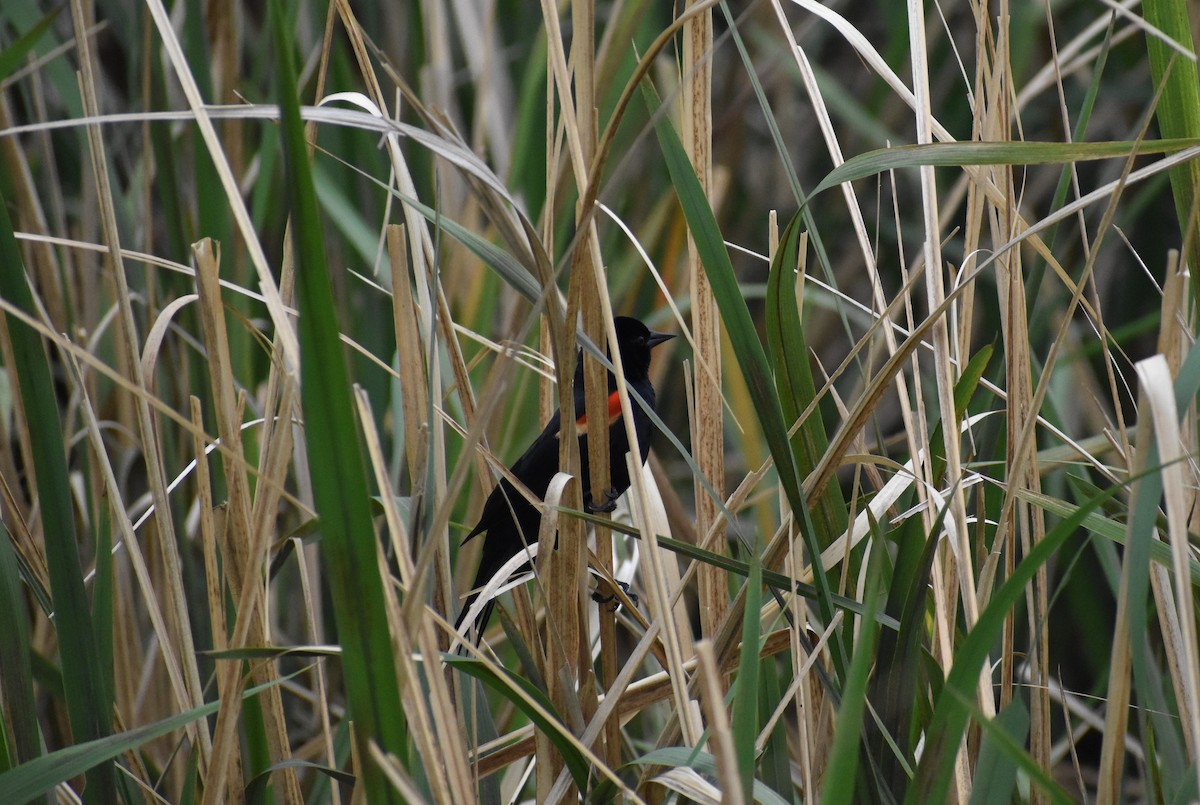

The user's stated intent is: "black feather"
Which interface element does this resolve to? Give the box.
[455,316,673,642]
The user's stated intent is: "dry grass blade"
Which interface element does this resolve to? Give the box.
[142,0,298,368]
[695,640,745,805]
[193,238,301,801]
[1136,357,1200,762]
[71,0,219,791]
[65,353,205,750]
[1095,492,1135,803]
[683,0,729,671]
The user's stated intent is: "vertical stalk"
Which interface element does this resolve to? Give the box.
[683,0,726,652]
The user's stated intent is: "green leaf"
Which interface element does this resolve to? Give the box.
[968,698,1030,805]
[445,655,591,791]
[756,653,792,800]
[245,758,356,804]
[952,689,1073,803]
[929,344,993,484]
[908,476,1134,803]
[271,1,407,801]
[1140,0,1200,305]
[0,518,39,767]
[1123,439,1190,786]
[1016,487,1200,588]
[733,540,762,802]
[0,5,63,83]
[563,515,899,628]
[820,516,886,805]
[623,747,792,805]
[810,139,1200,200]
[0,167,116,799]
[0,674,293,802]
[765,210,847,546]
[383,186,544,304]
[641,78,842,657]
[867,501,947,795]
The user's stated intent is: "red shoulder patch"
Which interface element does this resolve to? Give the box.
[575,390,623,435]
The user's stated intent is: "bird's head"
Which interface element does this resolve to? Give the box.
[612,316,674,379]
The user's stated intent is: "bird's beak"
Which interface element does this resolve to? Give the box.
[647,330,676,348]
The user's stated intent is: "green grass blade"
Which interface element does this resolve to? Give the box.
[820,517,885,805]
[927,344,993,484]
[733,546,763,802]
[0,5,62,83]
[756,652,792,800]
[967,698,1029,805]
[1017,486,1200,588]
[0,673,293,802]
[909,477,1134,803]
[951,690,1073,803]
[641,78,841,641]
[1123,443,1189,785]
[383,187,544,304]
[810,139,1200,200]
[640,80,801,508]
[623,747,791,805]
[90,498,115,755]
[765,210,847,545]
[0,184,116,800]
[868,504,945,796]
[0,518,40,767]
[1140,0,1200,303]
[561,517,898,627]
[270,1,407,800]
[444,656,590,791]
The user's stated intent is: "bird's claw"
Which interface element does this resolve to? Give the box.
[585,487,621,514]
[592,580,638,612]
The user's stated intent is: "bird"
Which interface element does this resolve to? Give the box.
[455,315,674,640]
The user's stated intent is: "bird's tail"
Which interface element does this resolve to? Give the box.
[454,538,545,650]
[454,549,508,647]
[454,594,495,649]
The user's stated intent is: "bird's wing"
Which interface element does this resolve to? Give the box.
[574,390,623,435]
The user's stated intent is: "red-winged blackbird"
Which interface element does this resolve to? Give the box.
[456,316,674,638]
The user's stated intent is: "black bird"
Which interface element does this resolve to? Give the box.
[456,316,674,639]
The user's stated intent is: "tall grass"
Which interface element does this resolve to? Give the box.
[1,0,1198,801]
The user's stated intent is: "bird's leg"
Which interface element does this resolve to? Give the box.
[584,486,621,514]
[591,580,638,612]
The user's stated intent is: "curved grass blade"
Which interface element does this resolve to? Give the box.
[621,747,791,805]
[564,514,898,628]
[733,540,762,802]
[967,698,1030,805]
[868,500,947,796]
[0,673,296,802]
[245,758,356,805]
[1016,485,1200,588]
[382,186,543,304]
[444,655,590,792]
[943,689,1073,804]
[0,5,63,83]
